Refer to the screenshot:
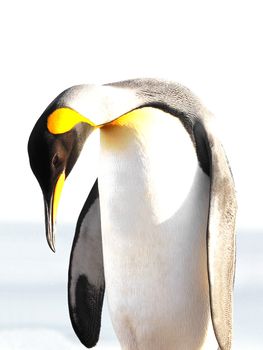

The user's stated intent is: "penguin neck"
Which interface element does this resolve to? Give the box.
[98,107,208,226]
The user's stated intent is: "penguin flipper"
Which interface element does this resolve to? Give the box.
[68,179,105,348]
[204,125,237,350]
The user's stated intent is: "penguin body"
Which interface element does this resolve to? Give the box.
[99,107,216,349]
[28,79,237,350]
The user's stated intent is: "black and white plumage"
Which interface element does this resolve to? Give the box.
[28,79,237,350]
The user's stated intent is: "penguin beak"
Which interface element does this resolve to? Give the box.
[44,172,65,252]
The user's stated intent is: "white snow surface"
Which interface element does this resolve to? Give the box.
[0,329,118,350]
[0,223,262,349]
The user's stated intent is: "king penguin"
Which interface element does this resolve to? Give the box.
[28,79,237,350]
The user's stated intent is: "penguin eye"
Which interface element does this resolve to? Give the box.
[52,154,62,168]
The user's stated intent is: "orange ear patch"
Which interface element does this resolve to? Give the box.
[47,107,96,134]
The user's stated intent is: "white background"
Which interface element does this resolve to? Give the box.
[0,0,262,230]
[0,1,262,349]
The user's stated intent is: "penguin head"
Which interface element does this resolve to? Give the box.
[28,105,95,251]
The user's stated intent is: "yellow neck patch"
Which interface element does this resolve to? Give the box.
[47,107,96,134]
[110,107,157,128]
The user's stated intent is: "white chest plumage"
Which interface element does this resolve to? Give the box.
[98,108,217,349]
